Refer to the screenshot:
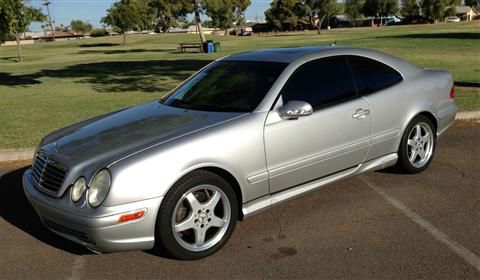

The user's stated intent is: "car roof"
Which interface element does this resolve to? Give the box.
[223,46,342,63]
[222,46,420,76]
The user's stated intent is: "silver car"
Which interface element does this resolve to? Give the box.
[23,46,457,259]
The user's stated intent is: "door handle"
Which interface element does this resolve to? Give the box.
[352,109,370,120]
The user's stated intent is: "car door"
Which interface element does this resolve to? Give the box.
[264,56,372,193]
[346,55,404,161]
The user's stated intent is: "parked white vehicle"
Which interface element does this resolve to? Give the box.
[447,16,461,22]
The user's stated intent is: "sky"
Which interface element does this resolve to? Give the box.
[29,0,272,32]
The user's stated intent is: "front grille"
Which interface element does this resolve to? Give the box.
[31,151,67,194]
[44,219,93,244]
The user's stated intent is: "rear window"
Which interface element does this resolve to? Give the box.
[347,56,403,95]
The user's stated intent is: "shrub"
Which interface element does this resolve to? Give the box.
[90,28,108,37]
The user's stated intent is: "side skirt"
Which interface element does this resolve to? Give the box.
[241,153,398,219]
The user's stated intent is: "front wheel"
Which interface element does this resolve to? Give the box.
[155,170,238,260]
[397,115,437,173]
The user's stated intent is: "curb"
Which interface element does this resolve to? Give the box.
[0,148,35,162]
[455,111,480,120]
[1,111,479,163]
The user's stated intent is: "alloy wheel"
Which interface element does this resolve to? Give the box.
[171,185,231,252]
[406,122,434,168]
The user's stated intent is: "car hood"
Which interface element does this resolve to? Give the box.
[40,101,244,170]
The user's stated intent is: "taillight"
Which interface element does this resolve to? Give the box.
[450,85,455,100]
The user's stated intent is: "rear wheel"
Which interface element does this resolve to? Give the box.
[155,170,238,260]
[397,115,436,173]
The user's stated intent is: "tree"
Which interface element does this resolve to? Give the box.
[265,0,303,31]
[420,0,459,22]
[90,28,108,37]
[420,0,460,23]
[401,0,420,23]
[135,0,155,32]
[233,7,247,31]
[0,2,11,43]
[303,0,342,34]
[83,22,93,34]
[420,0,445,22]
[344,0,364,26]
[0,0,45,62]
[102,0,140,45]
[70,20,82,33]
[177,17,194,28]
[363,0,398,25]
[70,20,92,34]
[54,23,65,31]
[149,0,193,33]
[203,0,233,31]
[202,0,251,34]
[445,0,461,17]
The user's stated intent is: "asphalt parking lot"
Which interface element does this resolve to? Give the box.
[1,121,479,279]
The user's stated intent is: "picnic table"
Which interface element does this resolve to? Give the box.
[178,42,203,53]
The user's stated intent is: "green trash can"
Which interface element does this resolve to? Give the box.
[213,42,221,52]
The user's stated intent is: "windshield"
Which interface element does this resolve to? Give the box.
[161,61,287,112]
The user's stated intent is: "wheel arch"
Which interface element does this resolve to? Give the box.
[197,167,244,220]
[416,111,438,132]
[397,110,438,152]
[165,165,245,221]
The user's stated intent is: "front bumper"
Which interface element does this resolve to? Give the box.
[23,169,163,253]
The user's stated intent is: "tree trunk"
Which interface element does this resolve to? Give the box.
[194,10,206,45]
[317,16,326,34]
[309,16,315,27]
[122,32,126,45]
[15,23,23,62]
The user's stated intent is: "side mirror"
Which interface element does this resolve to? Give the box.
[278,100,313,120]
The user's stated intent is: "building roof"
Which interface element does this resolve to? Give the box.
[455,6,477,14]
[41,31,82,38]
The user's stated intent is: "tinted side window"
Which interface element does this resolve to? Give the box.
[281,56,357,110]
[347,56,403,95]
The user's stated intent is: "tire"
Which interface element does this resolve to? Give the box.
[155,170,238,260]
[397,115,437,174]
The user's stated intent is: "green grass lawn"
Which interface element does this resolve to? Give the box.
[1,22,479,149]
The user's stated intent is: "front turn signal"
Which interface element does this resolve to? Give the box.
[118,210,146,223]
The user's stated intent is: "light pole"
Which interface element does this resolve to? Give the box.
[194,0,206,47]
[42,0,55,42]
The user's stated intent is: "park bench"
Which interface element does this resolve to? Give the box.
[178,42,202,53]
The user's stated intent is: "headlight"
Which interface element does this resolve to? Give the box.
[88,169,111,208]
[71,177,86,202]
